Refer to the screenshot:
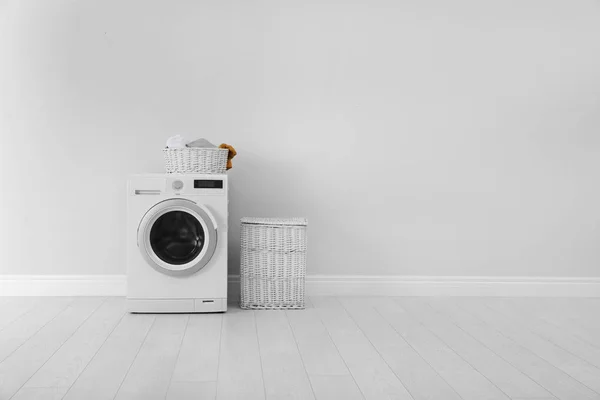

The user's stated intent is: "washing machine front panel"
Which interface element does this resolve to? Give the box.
[138,198,218,277]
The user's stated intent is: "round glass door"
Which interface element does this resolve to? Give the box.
[138,199,218,276]
[150,211,205,265]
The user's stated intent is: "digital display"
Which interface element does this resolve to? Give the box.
[194,180,224,189]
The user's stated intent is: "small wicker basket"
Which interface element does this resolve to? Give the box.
[240,217,308,310]
[163,147,229,174]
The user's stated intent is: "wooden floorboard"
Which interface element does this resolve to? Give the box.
[170,313,222,384]
[114,314,188,400]
[459,298,600,395]
[430,298,600,400]
[255,310,315,399]
[0,298,74,363]
[311,296,413,400]
[486,298,600,369]
[286,305,350,377]
[62,312,155,400]
[338,296,462,400]
[15,298,126,399]
[215,307,265,400]
[0,297,45,333]
[0,297,105,399]
[374,297,510,400]
[166,381,217,400]
[397,297,552,399]
[1,296,600,400]
[519,298,600,349]
[309,375,364,400]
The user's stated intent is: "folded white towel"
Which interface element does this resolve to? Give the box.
[166,135,189,149]
[187,138,217,148]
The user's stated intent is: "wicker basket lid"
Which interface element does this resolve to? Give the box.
[241,217,307,226]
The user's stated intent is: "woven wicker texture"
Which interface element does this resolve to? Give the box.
[240,217,308,226]
[163,147,228,174]
[240,218,307,310]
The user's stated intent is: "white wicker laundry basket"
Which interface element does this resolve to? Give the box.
[240,217,307,310]
[163,147,228,174]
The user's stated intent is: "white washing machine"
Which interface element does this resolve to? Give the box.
[127,173,228,313]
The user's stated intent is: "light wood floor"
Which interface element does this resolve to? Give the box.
[0,297,599,400]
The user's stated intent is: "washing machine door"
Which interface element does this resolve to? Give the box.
[137,198,218,276]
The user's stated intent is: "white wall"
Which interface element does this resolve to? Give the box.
[1,0,599,278]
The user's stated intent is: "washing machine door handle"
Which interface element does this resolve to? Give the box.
[195,203,218,232]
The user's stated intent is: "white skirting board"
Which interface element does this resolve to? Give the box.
[1,275,600,297]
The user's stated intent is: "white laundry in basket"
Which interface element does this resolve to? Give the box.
[166,134,189,149]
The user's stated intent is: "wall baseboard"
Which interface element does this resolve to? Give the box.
[1,274,599,298]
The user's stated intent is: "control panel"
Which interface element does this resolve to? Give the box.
[130,176,226,196]
[167,177,226,195]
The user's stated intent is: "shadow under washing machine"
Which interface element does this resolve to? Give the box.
[127,173,228,313]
